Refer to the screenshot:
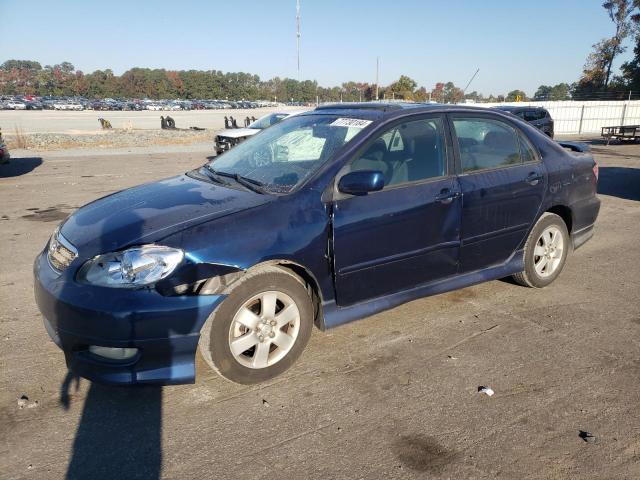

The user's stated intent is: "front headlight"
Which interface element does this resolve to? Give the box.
[77,245,184,288]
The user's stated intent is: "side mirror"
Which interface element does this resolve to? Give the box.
[338,170,384,196]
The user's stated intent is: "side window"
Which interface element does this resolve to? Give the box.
[519,135,538,163]
[350,117,446,187]
[452,118,523,173]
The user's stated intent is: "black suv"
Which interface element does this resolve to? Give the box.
[494,106,554,138]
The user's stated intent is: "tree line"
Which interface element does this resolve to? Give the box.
[572,0,640,99]
[0,62,481,103]
[0,61,561,104]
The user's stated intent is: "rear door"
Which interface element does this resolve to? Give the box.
[450,114,545,272]
[331,115,461,306]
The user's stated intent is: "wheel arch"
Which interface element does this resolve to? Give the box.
[545,204,573,233]
[197,259,325,331]
[256,260,325,331]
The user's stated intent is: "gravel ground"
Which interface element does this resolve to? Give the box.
[0,106,308,151]
[0,139,639,479]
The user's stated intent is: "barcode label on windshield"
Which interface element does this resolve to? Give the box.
[329,118,372,128]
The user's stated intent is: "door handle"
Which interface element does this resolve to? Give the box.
[525,172,543,186]
[435,188,460,204]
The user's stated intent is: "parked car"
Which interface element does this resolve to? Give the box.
[25,101,43,110]
[53,101,83,111]
[494,105,554,138]
[6,101,26,110]
[34,103,600,385]
[214,111,305,154]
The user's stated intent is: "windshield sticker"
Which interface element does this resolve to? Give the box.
[329,118,372,128]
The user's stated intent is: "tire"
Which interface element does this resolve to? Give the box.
[512,212,570,288]
[198,265,313,384]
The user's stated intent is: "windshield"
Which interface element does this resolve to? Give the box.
[249,113,288,130]
[208,114,371,193]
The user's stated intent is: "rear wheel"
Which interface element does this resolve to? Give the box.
[198,266,313,384]
[512,213,570,288]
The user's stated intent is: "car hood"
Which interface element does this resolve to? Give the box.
[216,128,260,139]
[60,174,273,256]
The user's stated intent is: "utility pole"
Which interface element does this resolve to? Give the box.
[375,56,379,100]
[296,0,301,81]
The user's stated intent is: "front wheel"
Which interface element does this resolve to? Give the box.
[512,213,570,288]
[198,266,313,384]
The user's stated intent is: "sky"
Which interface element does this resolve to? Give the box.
[0,0,635,96]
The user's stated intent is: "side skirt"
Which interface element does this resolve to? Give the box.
[571,224,594,251]
[321,250,524,330]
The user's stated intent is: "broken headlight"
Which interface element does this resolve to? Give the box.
[78,245,184,288]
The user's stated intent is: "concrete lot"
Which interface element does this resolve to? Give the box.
[0,140,639,479]
[0,107,306,134]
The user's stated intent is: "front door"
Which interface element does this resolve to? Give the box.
[450,115,546,272]
[331,115,462,306]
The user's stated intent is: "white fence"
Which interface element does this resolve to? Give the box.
[472,100,640,135]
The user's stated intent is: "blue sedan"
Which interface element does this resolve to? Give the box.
[34,103,600,385]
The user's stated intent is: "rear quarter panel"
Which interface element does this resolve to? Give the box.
[530,129,599,233]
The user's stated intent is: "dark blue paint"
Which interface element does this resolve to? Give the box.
[34,103,600,385]
[332,176,461,305]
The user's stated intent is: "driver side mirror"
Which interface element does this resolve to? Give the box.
[338,170,385,196]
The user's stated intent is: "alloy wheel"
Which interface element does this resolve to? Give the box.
[533,225,564,278]
[228,291,301,369]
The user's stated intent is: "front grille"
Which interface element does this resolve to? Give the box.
[47,229,78,273]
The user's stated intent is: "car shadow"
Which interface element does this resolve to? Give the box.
[55,186,206,479]
[61,374,163,480]
[597,166,640,201]
[0,157,43,177]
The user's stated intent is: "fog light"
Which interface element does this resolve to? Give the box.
[88,346,138,361]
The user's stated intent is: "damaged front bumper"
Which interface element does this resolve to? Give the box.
[34,252,225,385]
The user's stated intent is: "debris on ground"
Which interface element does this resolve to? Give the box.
[17,395,39,409]
[478,386,495,397]
[98,118,112,129]
[579,430,598,443]
[262,399,270,407]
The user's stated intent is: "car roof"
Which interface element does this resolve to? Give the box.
[301,102,518,121]
[494,105,547,112]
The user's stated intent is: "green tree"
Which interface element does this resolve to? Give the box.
[620,35,640,90]
[506,89,528,101]
[533,85,552,100]
[388,75,417,99]
[575,0,638,97]
[549,83,571,100]
[443,82,464,103]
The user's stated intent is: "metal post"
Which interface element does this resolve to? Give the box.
[621,103,627,126]
[578,105,585,135]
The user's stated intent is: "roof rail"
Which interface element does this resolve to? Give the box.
[315,102,404,112]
